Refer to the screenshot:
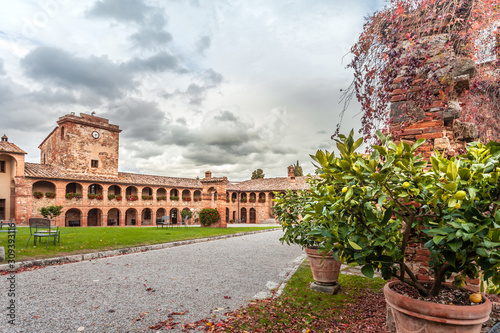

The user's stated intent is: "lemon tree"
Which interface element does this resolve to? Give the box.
[300,130,500,297]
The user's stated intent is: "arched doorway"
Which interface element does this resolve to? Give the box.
[241,208,247,223]
[249,208,256,223]
[170,208,178,224]
[107,208,120,226]
[156,208,166,225]
[125,208,137,225]
[141,208,152,225]
[88,208,102,226]
[65,208,82,227]
[226,208,229,223]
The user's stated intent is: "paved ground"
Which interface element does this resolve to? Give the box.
[0,229,303,333]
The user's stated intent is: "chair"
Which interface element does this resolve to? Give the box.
[157,216,172,229]
[0,220,17,241]
[25,218,60,248]
[180,216,189,227]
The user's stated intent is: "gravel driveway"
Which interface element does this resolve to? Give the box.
[0,229,303,332]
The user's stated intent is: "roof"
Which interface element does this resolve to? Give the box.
[24,162,311,192]
[0,137,27,155]
[226,176,310,192]
[24,163,203,188]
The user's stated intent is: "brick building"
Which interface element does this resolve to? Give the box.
[0,113,308,227]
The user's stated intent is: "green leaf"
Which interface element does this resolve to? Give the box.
[345,187,353,202]
[361,265,374,279]
[448,240,463,252]
[446,161,458,181]
[433,235,446,244]
[412,138,425,151]
[348,239,362,250]
[476,248,489,257]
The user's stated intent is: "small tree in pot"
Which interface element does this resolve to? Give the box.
[275,190,342,290]
[305,131,499,332]
[40,205,63,220]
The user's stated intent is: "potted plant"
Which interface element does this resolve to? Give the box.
[305,130,499,332]
[95,194,103,200]
[33,191,44,199]
[275,190,342,289]
[170,196,179,201]
[108,193,116,200]
[88,193,96,200]
[45,192,56,199]
[116,194,122,201]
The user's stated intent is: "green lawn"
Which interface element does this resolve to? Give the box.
[1,226,277,263]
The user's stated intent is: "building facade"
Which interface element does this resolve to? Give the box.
[0,113,308,227]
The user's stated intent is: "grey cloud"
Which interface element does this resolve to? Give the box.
[21,47,134,98]
[196,36,211,55]
[0,59,5,76]
[214,110,238,122]
[125,52,184,73]
[105,99,167,141]
[129,28,173,49]
[172,68,223,104]
[176,117,187,125]
[28,88,78,105]
[87,0,154,24]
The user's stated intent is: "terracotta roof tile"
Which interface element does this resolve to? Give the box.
[226,176,310,192]
[0,140,27,154]
[24,163,311,192]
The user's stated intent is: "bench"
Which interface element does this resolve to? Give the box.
[157,216,172,229]
[68,220,80,227]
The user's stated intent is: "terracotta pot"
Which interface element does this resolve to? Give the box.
[384,281,492,333]
[305,247,341,285]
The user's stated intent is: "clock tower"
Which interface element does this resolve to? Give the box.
[39,113,121,176]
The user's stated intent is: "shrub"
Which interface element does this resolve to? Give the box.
[40,205,63,219]
[199,208,220,226]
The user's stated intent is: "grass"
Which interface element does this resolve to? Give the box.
[209,261,388,332]
[1,226,278,263]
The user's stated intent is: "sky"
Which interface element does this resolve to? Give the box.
[0,0,385,181]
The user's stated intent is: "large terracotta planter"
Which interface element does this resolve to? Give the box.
[305,247,341,285]
[384,281,492,333]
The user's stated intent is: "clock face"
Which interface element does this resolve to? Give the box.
[92,131,100,139]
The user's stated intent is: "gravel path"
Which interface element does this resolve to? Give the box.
[0,230,303,333]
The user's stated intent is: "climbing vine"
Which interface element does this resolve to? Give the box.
[339,0,500,145]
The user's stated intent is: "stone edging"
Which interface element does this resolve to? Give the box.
[0,228,278,272]
[274,253,307,298]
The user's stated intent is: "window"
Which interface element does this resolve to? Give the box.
[0,161,5,173]
[91,160,98,168]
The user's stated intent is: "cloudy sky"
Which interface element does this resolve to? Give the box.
[0,0,384,180]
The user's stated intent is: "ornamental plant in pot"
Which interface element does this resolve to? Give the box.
[274,190,342,289]
[305,130,499,332]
